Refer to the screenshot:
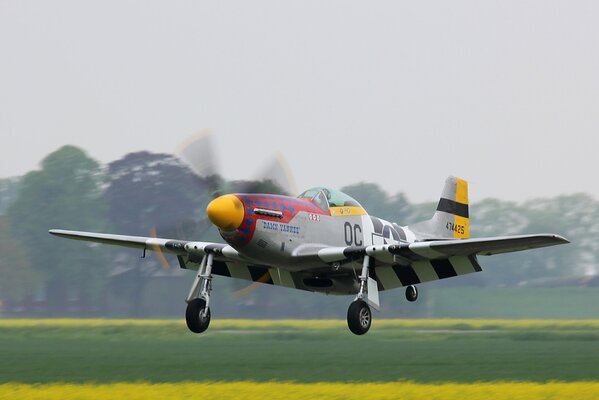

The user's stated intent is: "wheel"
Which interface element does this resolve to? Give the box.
[186,298,211,333]
[405,285,418,302]
[347,300,371,335]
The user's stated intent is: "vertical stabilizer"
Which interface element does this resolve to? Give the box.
[407,176,469,240]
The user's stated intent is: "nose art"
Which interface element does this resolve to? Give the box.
[206,194,244,231]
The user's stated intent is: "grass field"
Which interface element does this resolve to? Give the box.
[1,319,599,398]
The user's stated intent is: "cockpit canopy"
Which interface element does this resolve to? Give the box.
[297,187,362,212]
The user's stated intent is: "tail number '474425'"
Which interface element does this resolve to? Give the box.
[446,221,465,235]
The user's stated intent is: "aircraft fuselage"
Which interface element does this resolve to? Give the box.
[214,193,414,271]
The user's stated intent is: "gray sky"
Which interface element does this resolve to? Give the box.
[1,1,597,202]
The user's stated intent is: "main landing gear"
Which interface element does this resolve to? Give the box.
[185,253,214,333]
[347,299,371,335]
[347,255,378,335]
[346,257,420,335]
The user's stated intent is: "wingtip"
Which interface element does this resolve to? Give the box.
[557,235,570,244]
[549,234,570,244]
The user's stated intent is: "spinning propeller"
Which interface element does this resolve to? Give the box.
[149,130,297,298]
[148,130,220,270]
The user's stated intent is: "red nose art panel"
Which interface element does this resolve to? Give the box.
[220,194,329,247]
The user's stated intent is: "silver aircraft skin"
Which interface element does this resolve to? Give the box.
[50,176,569,335]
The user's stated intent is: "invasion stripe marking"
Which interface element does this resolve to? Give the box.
[437,198,469,218]
[290,273,307,290]
[450,256,476,276]
[177,256,188,269]
[227,262,253,281]
[368,266,385,290]
[411,261,439,282]
[248,265,274,285]
[392,265,421,286]
[375,266,403,290]
[431,259,458,279]
[211,261,231,277]
[469,255,483,272]
[271,268,296,288]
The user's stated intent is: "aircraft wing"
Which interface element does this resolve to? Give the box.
[48,228,249,260]
[317,234,568,263]
[369,233,569,261]
[316,234,569,292]
[50,230,569,294]
[48,229,325,293]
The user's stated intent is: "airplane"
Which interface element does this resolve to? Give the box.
[49,176,569,335]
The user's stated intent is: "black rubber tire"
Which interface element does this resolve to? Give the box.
[186,298,211,333]
[347,300,371,335]
[405,285,418,302]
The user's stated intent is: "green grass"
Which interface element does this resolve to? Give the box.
[426,287,599,319]
[2,320,599,383]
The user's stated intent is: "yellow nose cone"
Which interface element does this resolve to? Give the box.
[206,194,244,231]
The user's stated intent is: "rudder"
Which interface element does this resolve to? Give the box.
[407,176,470,240]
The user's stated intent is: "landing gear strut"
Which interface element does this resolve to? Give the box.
[347,255,377,335]
[405,285,418,302]
[185,253,214,333]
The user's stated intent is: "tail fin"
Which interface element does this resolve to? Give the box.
[407,176,469,240]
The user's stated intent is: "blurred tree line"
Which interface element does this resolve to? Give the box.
[0,145,596,318]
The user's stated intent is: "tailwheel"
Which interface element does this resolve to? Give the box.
[347,300,372,335]
[186,298,211,333]
[405,285,418,302]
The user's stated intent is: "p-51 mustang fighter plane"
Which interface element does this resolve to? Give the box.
[50,176,568,335]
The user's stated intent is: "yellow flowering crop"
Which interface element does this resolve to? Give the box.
[2,381,599,400]
[2,318,599,330]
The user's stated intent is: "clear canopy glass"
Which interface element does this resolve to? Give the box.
[298,187,362,210]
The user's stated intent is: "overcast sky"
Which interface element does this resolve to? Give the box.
[1,1,597,202]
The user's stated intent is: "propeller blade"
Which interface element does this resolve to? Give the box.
[149,226,172,270]
[176,129,220,178]
[232,273,272,299]
[148,130,225,245]
[255,152,298,196]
